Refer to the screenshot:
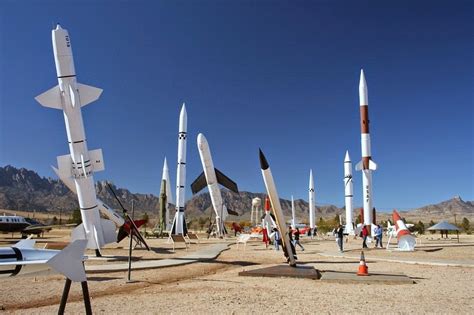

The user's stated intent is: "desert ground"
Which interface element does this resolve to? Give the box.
[0,228,473,314]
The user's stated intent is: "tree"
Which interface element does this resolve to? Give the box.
[461,217,470,232]
[414,221,425,234]
[69,209,82,224]
[52,216,58,225]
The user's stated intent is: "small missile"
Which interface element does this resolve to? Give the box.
[161,157,173,229]
[259,149,296,267]
[308,169,316,230]
[344,151,354,234]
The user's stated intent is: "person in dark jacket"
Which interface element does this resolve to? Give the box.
[293,228,305,251]
[361,225,369,248]
[336,225,345,252]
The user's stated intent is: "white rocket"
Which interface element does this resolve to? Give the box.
[308,169,315,230]
[161,157,173,229]
[344,151,354,234]
[0,239,87,282]
[191,133,239,238]
[35,25,116,253]
[172,104,187,235]
[355,70,377,228]
[291,195,296,229]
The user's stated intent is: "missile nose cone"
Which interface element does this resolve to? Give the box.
[197,133,207,150]
[344,150,351,162]
[259,149,269,170]
[359,69,366,88]
[309,169,314,187]
[359,69,368,105]
[179,103,187,130]
[55,23,62,30]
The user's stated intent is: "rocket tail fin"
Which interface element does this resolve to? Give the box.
[215,168,239,193]
[77,83,103,107]
[369,160,377,170]
[47,239,87,282]
[35,85,62,109]
[355,161,363,171]
[190,172,207,194]
[13,239,36,249]
[100,218,117,244]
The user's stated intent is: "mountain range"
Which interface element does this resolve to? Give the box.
[0,165,472,222]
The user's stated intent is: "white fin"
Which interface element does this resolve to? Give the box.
[47,239,87,282]
[100,218,117,244]
[13,239,36,249]
[89,149,105,172]
[35,85,62,109]
[77,83,102,107]
[71,223,86,242]
[355,161,363,171]
[52,165,77,193]
[369,160,377,170]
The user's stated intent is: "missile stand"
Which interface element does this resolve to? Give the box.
[58,277,92,315]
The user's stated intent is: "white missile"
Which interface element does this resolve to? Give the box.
[161,157,173,229]
[0,239,87,282]
[355,69,377,229]
[259,149,296,267]
[35,25,116,254]
[171,104,187,235]
[344,151,355,234]
[291,195,296,229]
[191,133,239,238]
[308,169,316,230]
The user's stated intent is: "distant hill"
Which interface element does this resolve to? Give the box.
[0,165,472,222]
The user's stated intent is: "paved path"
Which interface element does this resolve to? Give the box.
[318,251,474,268]
[86,243,229,273]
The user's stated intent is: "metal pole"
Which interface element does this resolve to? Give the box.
[127,200,134,282]
[58,278,72,315]
[81,281,93,315]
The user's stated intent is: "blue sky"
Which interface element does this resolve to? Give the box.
[0,0,472,210]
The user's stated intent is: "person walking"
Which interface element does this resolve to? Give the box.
[336,225,344,252]
[293,228,305,251]
[361,225,369,248]
[375,224,383,248]
[273,228,281,251]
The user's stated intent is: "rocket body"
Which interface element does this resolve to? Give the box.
[161,158,173,229]
[196,134,225,237]
[173,104,187,235]
[344,151,354,234]
[35,25,115,251]
[355,70,377,228]
[308,169,315,229]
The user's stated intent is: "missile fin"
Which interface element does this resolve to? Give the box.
[190,171,207,194]
[56,154,73,178]
[35,85,62,109]
[100,218,117,244]
[215,168,239,193]
[71,223,86,243]
[13,239,36,249]
[52,165,77,193]
[355,161,363,171]
[77,83,102,107]
[369,160,377,171]
[46,239,87,282]
[89,148,105,172]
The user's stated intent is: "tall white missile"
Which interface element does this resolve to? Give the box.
[291,195,296,229]
[161,157,173,229]
[355,69,377,229]
[344,151,354,234]
[172,104,187,235]
[308,169,315,230]
[191,133,239,238]
[35,25,116,254]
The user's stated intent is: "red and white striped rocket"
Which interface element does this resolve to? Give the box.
[355,69,377,229]
[392,210,416,251]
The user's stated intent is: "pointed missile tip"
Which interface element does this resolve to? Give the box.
[359,69,366,86]
[259,149,269,170]
[344,150,351,162]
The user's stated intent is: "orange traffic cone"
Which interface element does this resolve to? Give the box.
[357,251,369,276]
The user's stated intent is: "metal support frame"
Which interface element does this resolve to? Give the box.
[58,278,92,315]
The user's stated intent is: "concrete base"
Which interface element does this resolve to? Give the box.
[321,271,414,284]
[239,265,321,280]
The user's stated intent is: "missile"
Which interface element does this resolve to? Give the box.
[191,133,239,238]
[355,69,377,229]
[161,157,173,229]
[344,151,355,234]
[159,179,167,234]
[35,25,116,254]
[259,149,296,267]
[291,195,296,229]
[0,239,87,282]
[308,169,315,230]
[262,196,277,232]
[171,104,187,235]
